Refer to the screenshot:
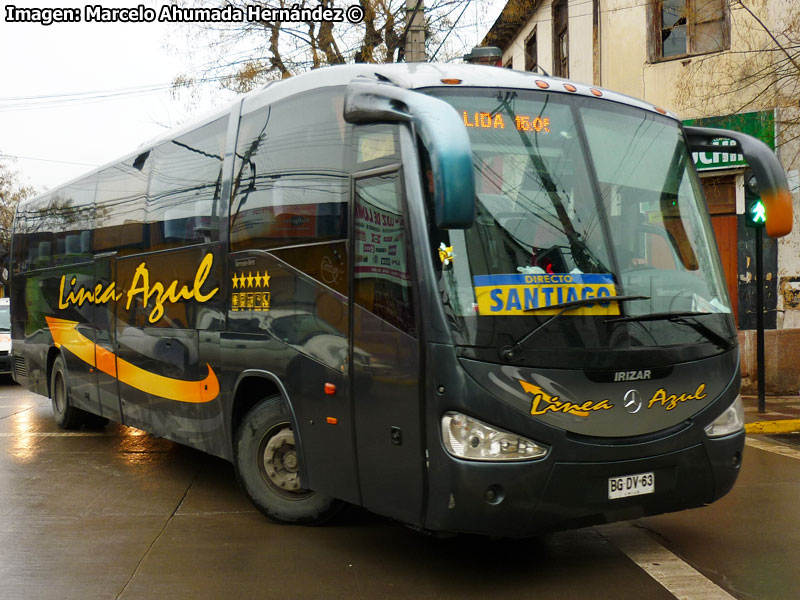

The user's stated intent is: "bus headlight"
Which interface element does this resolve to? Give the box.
[704,395,745,438]
[442,412,548,461]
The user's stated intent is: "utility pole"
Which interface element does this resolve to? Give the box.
[405,0,425,62]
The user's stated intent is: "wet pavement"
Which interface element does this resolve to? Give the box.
[2,378,800,599]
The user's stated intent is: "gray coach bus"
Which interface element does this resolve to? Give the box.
[10,64,792,536]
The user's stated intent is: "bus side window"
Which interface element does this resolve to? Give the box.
[94,161,149,255]
[52,178,96,265]
[353,171,416,337]
[147,116,227,251]
[265,177,350,297]
[16,194,56,272]
[231,89,350,296]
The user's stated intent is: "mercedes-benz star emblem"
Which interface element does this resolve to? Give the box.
[623,389,643,414]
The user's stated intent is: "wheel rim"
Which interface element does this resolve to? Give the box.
[259,423,312,499]
[53,372,66,415]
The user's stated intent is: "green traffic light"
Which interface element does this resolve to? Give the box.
[750,199,766,224]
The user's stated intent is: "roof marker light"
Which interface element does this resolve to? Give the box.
[441,78,462,85]
[535,80,550,89]
[590,88,603,97]
[654,106,668,115]
[563,83,577,92]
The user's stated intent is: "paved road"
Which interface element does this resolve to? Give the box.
[1,380,798,600]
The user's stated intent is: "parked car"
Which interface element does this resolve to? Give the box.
[0,298,11,375]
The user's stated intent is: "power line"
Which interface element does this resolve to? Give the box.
[0,82,176,102]
[0,76,229,113]
[431,0,473,61]
[0,154,99,168]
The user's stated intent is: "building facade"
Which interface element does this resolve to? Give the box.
[484,0,800,392]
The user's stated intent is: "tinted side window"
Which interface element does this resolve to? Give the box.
[15,182,95,271]
[94,158,150,255]
[148,117,228,251]
[234,88,348,181]
[54,178,96,266]
[231,175,348,252]
[14,193,55,273]
[353,124,400,168]
[231,89,350,294]
[353,171,416,336]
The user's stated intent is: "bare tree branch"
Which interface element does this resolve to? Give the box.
[168,0,485,97]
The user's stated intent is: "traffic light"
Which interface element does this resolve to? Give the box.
[744,170,766,228]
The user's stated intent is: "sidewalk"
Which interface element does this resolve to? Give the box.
[742,394,800,434]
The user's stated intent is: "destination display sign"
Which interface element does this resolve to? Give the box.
[472,273,619,316]
[462,111,551,133]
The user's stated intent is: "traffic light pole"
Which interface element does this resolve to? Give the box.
[756,225,766,413]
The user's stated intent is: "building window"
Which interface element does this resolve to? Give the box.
[552,0,569,77]
[525,28,538,72]
[651,0,729,60]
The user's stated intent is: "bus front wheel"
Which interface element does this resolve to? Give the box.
[234,396,343,524]
[50,355,108,429]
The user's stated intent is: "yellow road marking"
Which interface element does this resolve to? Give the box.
[744,419,800,434]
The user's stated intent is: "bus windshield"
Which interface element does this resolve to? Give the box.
[427,87,735,365]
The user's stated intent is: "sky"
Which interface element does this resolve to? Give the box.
[0,0,502,192]
[0,0,214,190]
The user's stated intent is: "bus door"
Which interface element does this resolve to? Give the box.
[93,253,122,422]
[350,169,424,524]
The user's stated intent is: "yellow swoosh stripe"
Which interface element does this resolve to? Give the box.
[45,316,219,403]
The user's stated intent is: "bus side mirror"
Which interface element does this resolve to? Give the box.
[344,80,476,229]
[684,125,793,237]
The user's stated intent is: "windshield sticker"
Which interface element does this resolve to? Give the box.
[519,379,614,417]
[473,273,619,316]
[648,384,707,411]
[438,243,455,269]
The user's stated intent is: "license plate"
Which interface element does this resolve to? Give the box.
[608,472,655,499]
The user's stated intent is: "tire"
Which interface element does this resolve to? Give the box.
[50,355,108,430]
[234,396,342,524]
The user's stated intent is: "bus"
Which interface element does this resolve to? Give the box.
[10,64,793,537]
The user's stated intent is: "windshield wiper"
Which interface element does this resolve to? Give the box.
[499,295,650,361]
[606,311,735,350]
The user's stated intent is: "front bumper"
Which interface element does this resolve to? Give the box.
[423,428,744,537]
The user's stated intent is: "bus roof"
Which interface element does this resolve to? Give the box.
[240,63,677,121]
[18,63,678,210]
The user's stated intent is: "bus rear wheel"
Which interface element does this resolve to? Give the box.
[234,396,343,524]
[50,355,108,430]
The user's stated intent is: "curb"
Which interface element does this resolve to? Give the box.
[745,419,800,435]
